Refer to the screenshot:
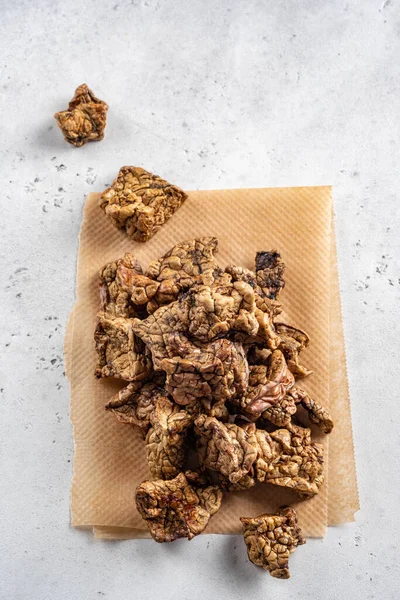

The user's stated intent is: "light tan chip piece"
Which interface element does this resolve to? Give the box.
[241,506,305,578]
[99,166,188,242]
[54,83,108,147]
[94,313,152,381]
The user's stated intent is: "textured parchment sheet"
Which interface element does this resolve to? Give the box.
[327,211,359,524]
[65,187,358,540]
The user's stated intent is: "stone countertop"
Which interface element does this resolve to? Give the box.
[1,1,399,598]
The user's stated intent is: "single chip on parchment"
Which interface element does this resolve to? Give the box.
[54,84,108,147]
[99,166,188,242]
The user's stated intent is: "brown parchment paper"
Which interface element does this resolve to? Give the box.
[65,186,358,540]
[327,210,360,524]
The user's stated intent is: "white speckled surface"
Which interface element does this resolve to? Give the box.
[1,1,399,598]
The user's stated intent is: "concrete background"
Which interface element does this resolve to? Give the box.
[1,0,399,598]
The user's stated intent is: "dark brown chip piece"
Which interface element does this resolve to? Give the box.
[255,250,285,300]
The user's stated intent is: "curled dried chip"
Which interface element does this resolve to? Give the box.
[94,313,152,381]
[54,84,108,147]
[97,239,327,564]
[241,350,295,417]
[105,377,166,431]
[146,397,193,480]
[132,282,258,369]
[146,237,228,311]
[275,323,312,379]
[161,338,248,406]
[135,472,222,542]
[99,253,145,318]
[261,386,333,433]
[255,250,285,300]
[99,166,188,242]
[194,416,258,484]
[287,387,334,434]
[241,506,305,578]
[227,264,282,350]
[255,424,324,498]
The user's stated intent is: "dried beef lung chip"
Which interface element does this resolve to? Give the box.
[54,84,108,147]
[194,416,258,484]
[255,250,286,300]
[240,350,295,417]
[105,377,166,431]
[255,424,324,498]
[132,282,258,368]
[275,323,312,379]
[99,166,188,242]
[145,237,230,312]
[227,264,282,350]
[193,415,323,498]
[240,506,305,578]
[94,313,152,381]
[161,338,249,406]
[135,472,222,542]
[145,397,193,480]
[99,253,146,318]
